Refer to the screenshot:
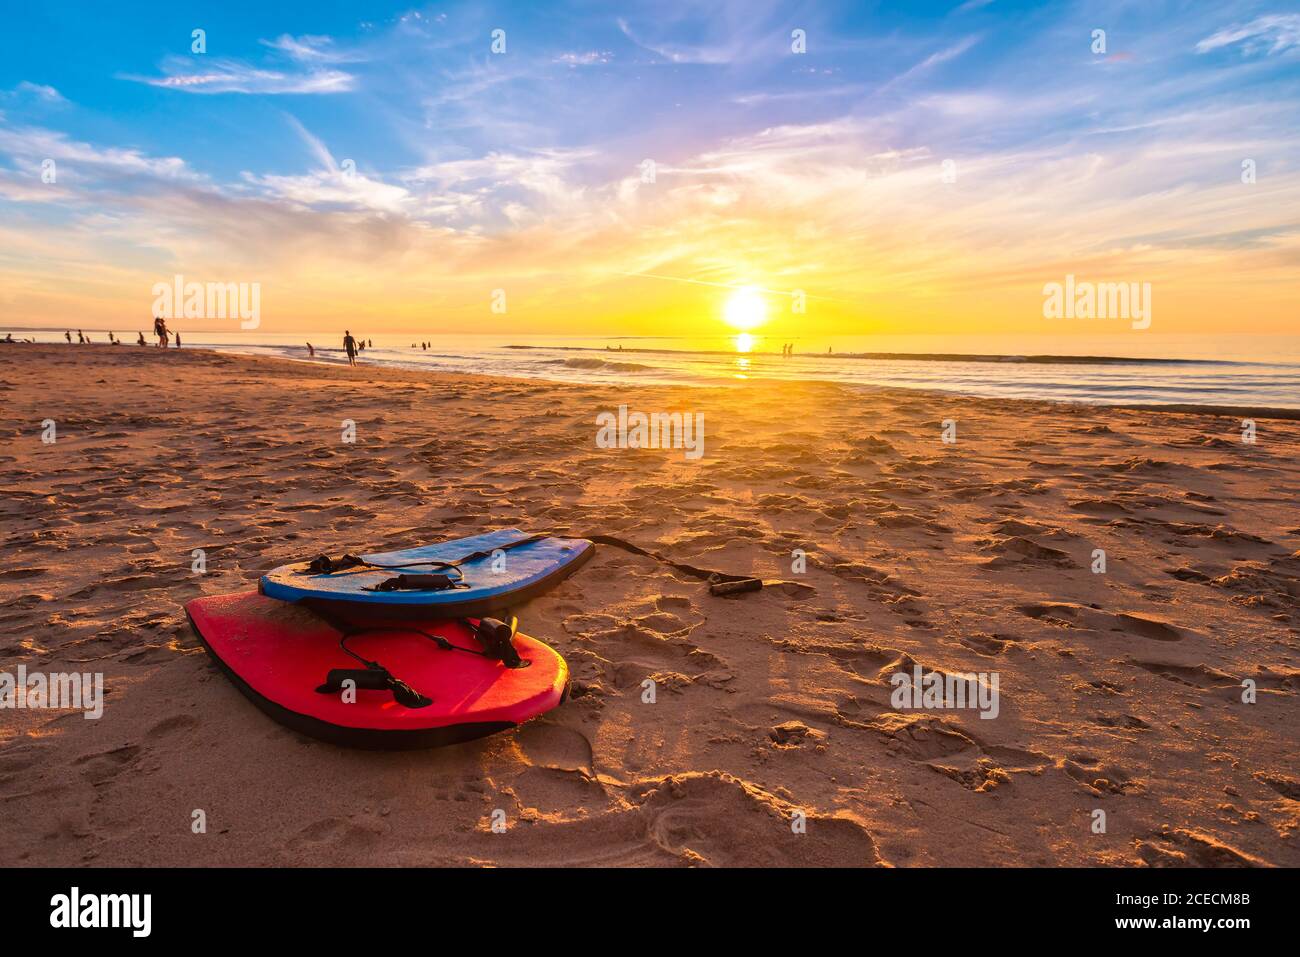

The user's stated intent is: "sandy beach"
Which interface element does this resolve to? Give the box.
[1,343,1297,867]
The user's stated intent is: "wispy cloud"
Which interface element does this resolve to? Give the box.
[283,114,337,171]
[11,81,66,103]
[242,168,411,214]
[124,57,356,95]
[0,124,196,180]
[259,34,366,64]
[733,85,865,105]
[616,16,743,65]
[1196,14,1300,56]
[240,115,411,214]
[554,51,613,67]
[880,35,981,91]
[0,168,68,201]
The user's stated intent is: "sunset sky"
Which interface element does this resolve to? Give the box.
[1,1,1297,339]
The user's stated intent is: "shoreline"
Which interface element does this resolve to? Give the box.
[6,340,1300,420]
[3,326,1277,366]
[507,343,1238,366]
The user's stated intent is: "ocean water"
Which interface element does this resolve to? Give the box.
[6,329,1299,410]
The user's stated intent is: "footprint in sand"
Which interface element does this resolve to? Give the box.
[0,568,46,581]
[288,816,387,854]
[511,723,594,776]
[1253,771,1300,800]
[653,595,693,613]
[957,632,1017,657]
[1113,612,1186,642]
[73,744,142,785]
[1136,828,1264,867]
[928,757,1012,792]
[1129,660,1238,688]
[1016,602,1187,641]
[0,740,57,776]
[1059,755,1139,795]
[145,713,200,740]
[631,771,885,867]
[978,535,1078,569]
[856,712,977,761]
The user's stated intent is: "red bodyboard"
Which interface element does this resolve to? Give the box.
[186,591,568,749]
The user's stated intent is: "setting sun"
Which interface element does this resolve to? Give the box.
[723,287,767,331]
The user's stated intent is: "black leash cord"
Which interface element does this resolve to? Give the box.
[339,626,494,661]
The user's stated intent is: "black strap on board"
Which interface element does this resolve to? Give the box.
[315,663,432,709]
[364,572,466,592]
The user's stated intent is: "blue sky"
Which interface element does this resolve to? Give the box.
[1,1,1297,334]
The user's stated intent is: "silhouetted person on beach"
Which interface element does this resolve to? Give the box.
[137,332,146,346]
[175,333,182,348]
[306,342,315,357]
[77,330,85,344]
[343,330,358,367]
[64,330,71,343]
[153,315,169,348]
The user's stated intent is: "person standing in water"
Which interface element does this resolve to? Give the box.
[306,342,315,357]
[64,330,71,343]
[343,330,358,367]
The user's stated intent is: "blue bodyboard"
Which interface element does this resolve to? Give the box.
[260,529,593,617]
